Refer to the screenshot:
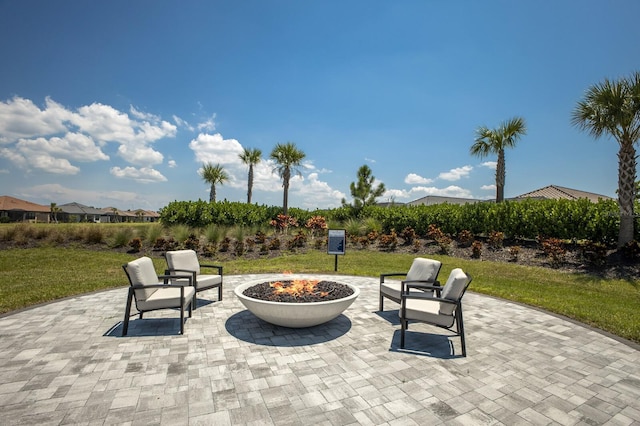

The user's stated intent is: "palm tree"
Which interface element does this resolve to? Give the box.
[200,162,229,203]
[239,147,262,204]
[572,71,640,247]
[50,202,60,223]
[269,142,306,216]
[470,117,527,203]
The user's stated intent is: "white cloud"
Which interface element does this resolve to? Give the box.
[0,96,177,176]
[292,172,346,209]
[197,114,217,132]
[481,184,496,191]
[410,185,473,198]
[0,97,68,143]
[404,173,432,185]
[168,160,177,168]
[481,161,497,170]
[173,115,194,131]
[117,144,164,166]
[189,133,244,165]
[365,157,376,164]
[110,166,167,183]
[438,165,473,181]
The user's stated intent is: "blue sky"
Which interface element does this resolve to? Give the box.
[1,1,639,212]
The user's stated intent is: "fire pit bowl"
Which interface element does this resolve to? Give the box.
[234,277,360,328]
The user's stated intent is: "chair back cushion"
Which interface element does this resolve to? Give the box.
[125,257,159,301]
[439,268,470,315]
[166,250,201,275]
[406,258,441,282]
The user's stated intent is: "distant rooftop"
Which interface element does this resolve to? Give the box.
[515,185,613,203]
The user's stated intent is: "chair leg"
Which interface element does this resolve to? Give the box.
[400,319,406,348]
[379,294,384,311]
[122,289,133,336]
[218,284,223,301]
[457,307,466,357]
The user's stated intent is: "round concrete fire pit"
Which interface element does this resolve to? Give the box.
[234,277,360,328]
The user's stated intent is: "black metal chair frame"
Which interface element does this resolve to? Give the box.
[379,261,442,311]
[122,264,194,336]
[164,254,224,302]
[399,274,472,357]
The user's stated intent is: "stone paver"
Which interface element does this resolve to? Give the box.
[1,273,639,425]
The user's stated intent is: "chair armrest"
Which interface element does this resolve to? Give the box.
[157,273,194,286]
[200,264,223,275]
[403,280,442,296]
[400,291,457,305]
[380,272,407,283]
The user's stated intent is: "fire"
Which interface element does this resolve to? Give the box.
[269,276,329,298]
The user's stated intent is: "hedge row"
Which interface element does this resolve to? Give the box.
[159,198,639,243]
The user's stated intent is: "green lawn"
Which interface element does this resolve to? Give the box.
[1,247,639,344]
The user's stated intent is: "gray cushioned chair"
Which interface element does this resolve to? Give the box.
[399,268,472,356]
[164,249,223,303]
[122,256,195,336]
[379,258,442,311]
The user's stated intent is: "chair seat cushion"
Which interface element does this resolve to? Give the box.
[137,286,195,311]
[380,281,403,303]
[401,298,455,328]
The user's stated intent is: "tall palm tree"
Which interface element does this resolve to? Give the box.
[239,147,262,204]
[470,117,527,203]
[269,142,306,216]
[572,71,640,247]
[200,162,229,203]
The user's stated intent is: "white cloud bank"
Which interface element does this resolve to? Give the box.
[0,96,175,181]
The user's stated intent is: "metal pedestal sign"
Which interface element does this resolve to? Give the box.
[327,229,346,271]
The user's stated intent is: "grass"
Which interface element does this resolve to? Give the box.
[1,246,639,344]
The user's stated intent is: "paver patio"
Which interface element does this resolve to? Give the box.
[1,273,639,425]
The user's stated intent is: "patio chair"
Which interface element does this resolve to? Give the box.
[399,268,472,356]
[379,258,442,311]
[122,256,195,336]
[164,249,223,303]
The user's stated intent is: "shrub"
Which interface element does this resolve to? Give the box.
[128,238,142,252]
[184,233,200,251]
[144,224,164,246]
[471,240,482,259]
[488,231,504,251]
[234,240,245,256]
[270,215,298,233]
[245,237,256,252]
[457,230,474,248]
[254,231,267,244]
[112,228,133,248]
[540,237,566,267]
[171,224,192,244]
[436,234,452,254]
[378,229,398,251]
[84,227,104,244]
[579,240,609,267]
[202,243,217,257]
[426,224,445,241]
[305,215,328,238]
[269,237,281,250]
[287,230,308,250]
[508,245,520,262]
[219,237,231,252]
[399,226,418,245]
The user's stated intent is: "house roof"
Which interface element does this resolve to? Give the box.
[0,195,50,213]
[59,202,104,215]
[515,185,613,203]
[407,195,479,206]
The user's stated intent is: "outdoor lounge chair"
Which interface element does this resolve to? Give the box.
[164,249,223,303]
[379,258,442,311]
[122,256,195,336]
[399,268,472,356]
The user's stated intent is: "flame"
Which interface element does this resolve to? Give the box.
[270,275,328,297]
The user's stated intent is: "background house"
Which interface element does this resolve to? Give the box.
[0,196,50,222]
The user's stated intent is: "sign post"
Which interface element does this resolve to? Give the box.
[327,229,346,272]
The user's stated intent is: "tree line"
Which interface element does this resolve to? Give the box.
[198,72,640,247]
